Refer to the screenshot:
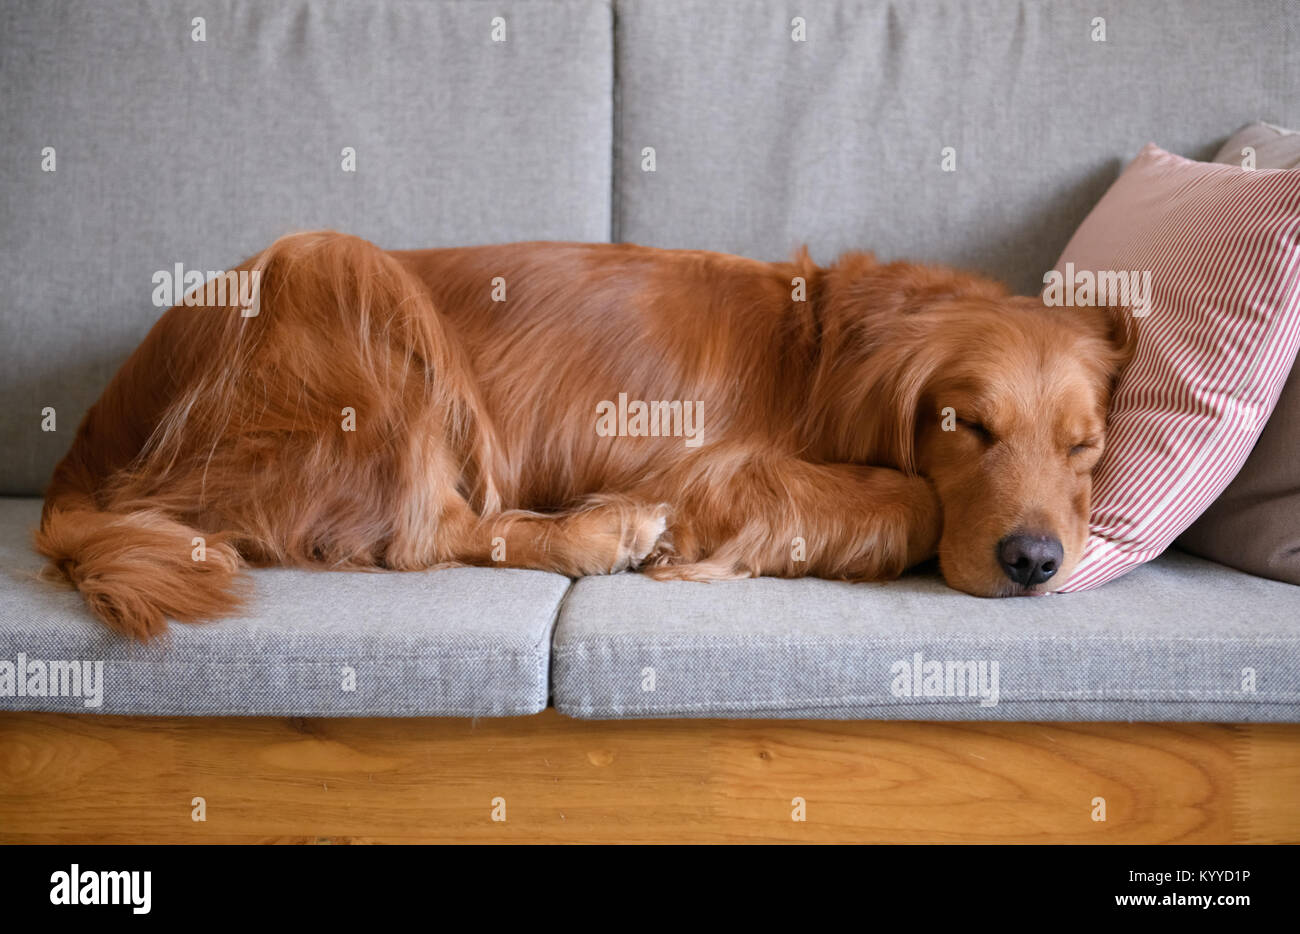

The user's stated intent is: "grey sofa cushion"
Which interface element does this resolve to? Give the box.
[0,0,614,495]
[612,0,1300,296]
[552,555,1300,720]
[0,499,569,716]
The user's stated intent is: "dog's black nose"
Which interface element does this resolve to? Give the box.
[997,533,1064,587]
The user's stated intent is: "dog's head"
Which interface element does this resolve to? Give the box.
[812,256,1135,596]
[911,295,1134,595]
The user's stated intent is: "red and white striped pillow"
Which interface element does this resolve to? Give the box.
[1050,143,1300,591]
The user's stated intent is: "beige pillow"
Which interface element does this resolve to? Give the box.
[1208,121,1300,170]
[1176,123,1300,584]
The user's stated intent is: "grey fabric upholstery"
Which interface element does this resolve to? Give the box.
[0,499,568,715]
[552,554,1300,720]
[613,0,1300,295]
[0,0,613,494]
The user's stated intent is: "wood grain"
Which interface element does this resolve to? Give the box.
[0,712,1294,843]
[1237,724,1300,844]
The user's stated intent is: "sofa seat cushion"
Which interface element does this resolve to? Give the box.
[552,552,1300,721]
[0,499,569,716]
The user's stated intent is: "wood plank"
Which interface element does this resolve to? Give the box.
[0,712,1295,843]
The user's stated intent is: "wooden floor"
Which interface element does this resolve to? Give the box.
[1,712,1296,843]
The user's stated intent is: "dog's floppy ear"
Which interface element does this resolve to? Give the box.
[808,256,1010,472]
[1067,302,1139,380]
[809,256,969,473]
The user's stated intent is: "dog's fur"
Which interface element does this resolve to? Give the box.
[36,232,1134,638]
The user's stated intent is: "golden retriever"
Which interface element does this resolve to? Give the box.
[36,232,1133,638]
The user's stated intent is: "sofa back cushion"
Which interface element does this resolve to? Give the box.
[0,0,613,494]
[612,0,1299,295]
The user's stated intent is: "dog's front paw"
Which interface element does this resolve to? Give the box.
[643,557,750,582]
[615,502,671,571]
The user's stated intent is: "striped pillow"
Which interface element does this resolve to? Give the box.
[1049,143,1300,591]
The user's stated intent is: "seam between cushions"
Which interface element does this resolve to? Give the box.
[0,649,551,662]
[554,693,1300,716]
[0,703,546,716]
[608,0,621,242]
[552,634,1300,655]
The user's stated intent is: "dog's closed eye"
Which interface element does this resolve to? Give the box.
[958,418,995,444]
[1069,438,1100,457]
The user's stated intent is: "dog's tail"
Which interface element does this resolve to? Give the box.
[31,239,276,639]
[35,465,247,641]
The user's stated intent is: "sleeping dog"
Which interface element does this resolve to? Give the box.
[37,232,1132,637]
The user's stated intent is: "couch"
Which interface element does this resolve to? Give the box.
[2,0,1298,728]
